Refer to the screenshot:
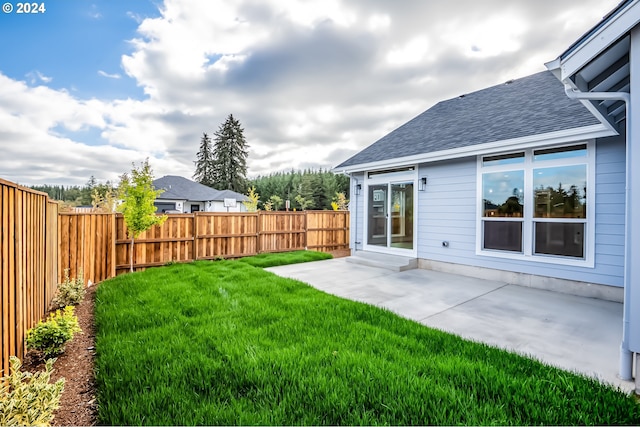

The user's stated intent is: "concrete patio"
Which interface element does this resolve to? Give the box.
[266,257,634,392]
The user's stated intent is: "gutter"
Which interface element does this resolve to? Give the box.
[564,83,634,381]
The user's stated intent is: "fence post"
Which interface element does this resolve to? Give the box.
[193,212,198,261]
[304,211,308,250]
[256,211,262,254]
[108,213,116,280]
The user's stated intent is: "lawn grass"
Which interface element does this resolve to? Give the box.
[95,253,640,425]
[236,249,332,268]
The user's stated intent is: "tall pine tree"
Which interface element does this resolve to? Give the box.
[193,132,215,187]
[212,114,249,193]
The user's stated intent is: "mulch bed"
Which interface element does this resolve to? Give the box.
[22,284,98,426]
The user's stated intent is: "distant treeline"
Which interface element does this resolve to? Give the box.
[30,176,115,206]
[30,169,350,211]
[251,169,349,211]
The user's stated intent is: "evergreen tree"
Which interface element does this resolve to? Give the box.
[250,169,349,210]
[31,176,122,206]
[79,176,97,205]
[300,172,324,209]
[212,114,249,193]
[193,132,215,187]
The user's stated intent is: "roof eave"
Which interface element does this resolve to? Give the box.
[155,197,187,202]
[333,124,615,174]
[555,0,640,81]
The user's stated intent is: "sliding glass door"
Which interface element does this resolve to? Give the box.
[390,183,414,250]
[368,184,388,247]
[366,181,414,252]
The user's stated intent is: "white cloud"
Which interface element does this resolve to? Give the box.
[0,74,128,183]
[0,0,622,186]
[386,36,431,65]
[126,11,145,24]
[367,14,390,32]
[98,70,122,79]
[455,14,528,58]
[25,70,52,85]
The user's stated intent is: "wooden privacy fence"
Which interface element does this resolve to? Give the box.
[2,191,348,374]
[58,213,116,285]
[58,210,349,279]
[1,179,58,375]
[113,211,350,274]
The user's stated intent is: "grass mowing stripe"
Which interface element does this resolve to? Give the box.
[236,250,332,268]
[95,257,640,425]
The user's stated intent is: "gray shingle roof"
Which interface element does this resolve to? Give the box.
[153,175,249,202]
[335,71,600,170]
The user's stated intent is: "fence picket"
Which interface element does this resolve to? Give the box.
[0,179,58,374]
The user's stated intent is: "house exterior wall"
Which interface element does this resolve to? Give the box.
[417,158,476,264]
[208,200,247,212]
[594,134,626,286]
[156,199,247,213]
[421,135,626,287]
[352,135,626,288]
[628,22,640,361]
[350,172,365,252]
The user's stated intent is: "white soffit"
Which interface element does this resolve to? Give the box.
[561,0,640,81]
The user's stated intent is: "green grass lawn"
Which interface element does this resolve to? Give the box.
[236,249,332,268]
[94,251,640,425]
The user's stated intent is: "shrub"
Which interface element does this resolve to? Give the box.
[26,306,82,358]
[0,356,65,427]
[52,268,86,309]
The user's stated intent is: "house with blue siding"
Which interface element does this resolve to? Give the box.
[335,0,640,384]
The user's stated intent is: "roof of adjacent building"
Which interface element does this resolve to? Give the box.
[334,70,601,170]
[153,175,249,202]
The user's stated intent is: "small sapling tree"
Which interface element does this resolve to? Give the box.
[268,195,283,211]
[117,159,167,272]
[243,186,260,212]
[331,192,349,211]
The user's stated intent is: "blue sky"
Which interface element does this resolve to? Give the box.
[0,0,159,99]
[0,0,621,186]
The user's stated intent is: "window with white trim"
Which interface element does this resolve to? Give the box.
[478,142,593,263]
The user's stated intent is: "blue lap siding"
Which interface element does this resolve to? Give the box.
[350,135,626,287]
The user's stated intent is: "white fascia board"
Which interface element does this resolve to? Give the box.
[334,124,615,173]
[573,96,620,132]
[155,198,187,203]
[560,0,640,81]
[558,78,622,131]
[545,58,561,74]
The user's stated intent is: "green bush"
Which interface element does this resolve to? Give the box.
[52,268,86,308]
[26,306,82,358]
[0,356,65,427]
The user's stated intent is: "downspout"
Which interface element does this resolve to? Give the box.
[564,84,634,381]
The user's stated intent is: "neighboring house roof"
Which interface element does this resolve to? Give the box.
[335,71,601,170]
[153,175,249,202]
[215,189,249,201]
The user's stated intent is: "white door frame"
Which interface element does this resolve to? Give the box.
[363,167,418,257]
